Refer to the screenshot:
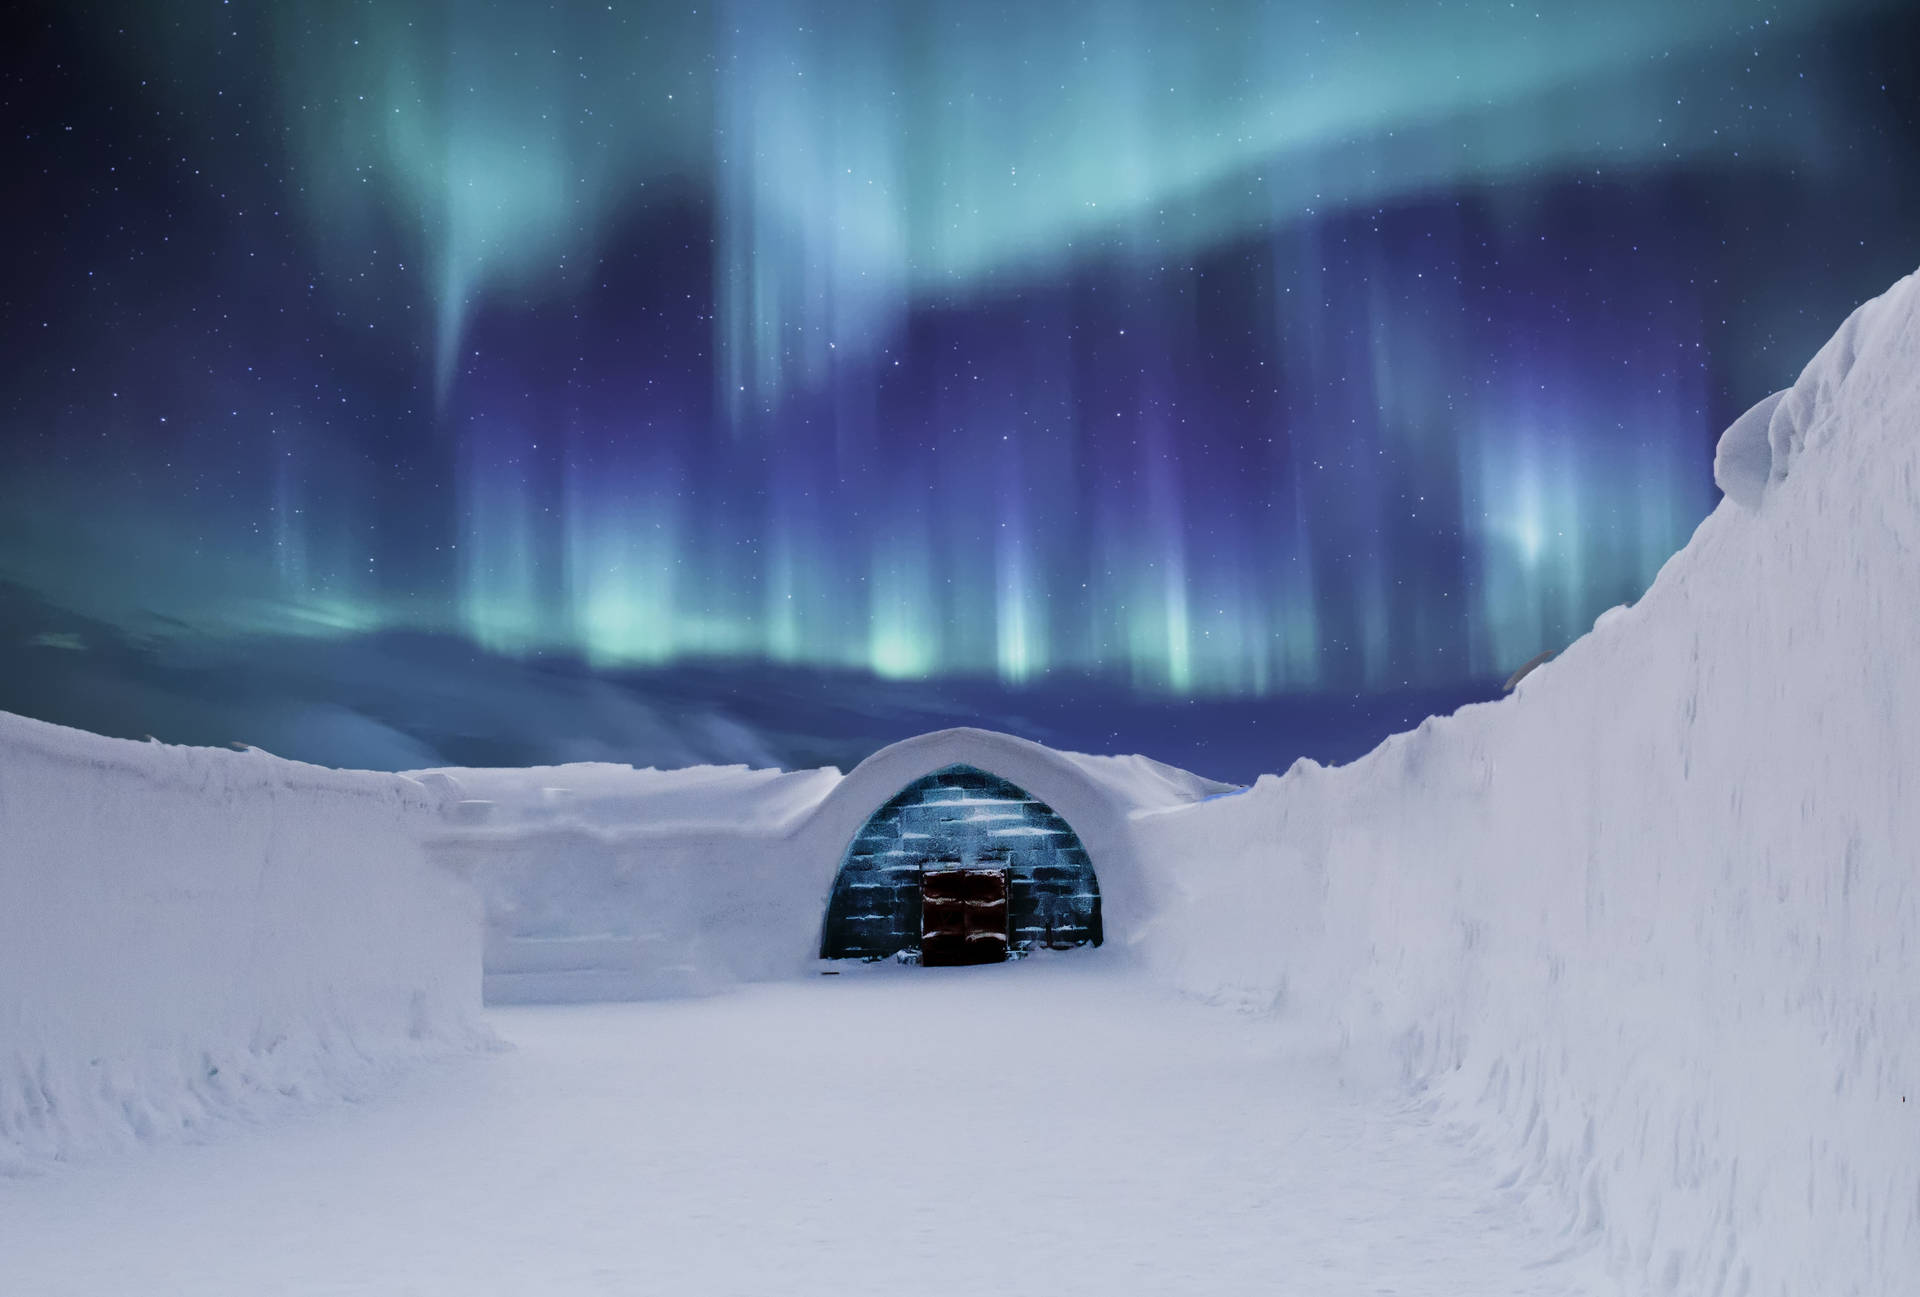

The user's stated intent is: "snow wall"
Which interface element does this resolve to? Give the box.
[419,731,1230,1003]
[1135,269,1920,1295]
[0,713,484,1168]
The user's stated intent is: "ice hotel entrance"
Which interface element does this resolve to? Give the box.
[819,764,1103,965]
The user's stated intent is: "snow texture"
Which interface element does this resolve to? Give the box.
[1711,387,1786,509]
[0,712,484,1169]
[1138,267,1920,1296]
[0,964,1613,1295]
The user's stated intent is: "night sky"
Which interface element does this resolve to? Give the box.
[2,1,1917,782]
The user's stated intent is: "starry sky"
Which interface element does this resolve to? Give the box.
[1,1,1917,781]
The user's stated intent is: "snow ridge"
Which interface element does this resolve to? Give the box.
[0,713,485,1168]
[1140,266,1920,1296]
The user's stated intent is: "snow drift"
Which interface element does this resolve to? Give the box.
[1137,269,1920,1295]
[0,714,483,1168]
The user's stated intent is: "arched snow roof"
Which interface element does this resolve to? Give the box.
[796,727,1234,954]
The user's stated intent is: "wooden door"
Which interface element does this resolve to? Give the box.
[920,867,1009,966]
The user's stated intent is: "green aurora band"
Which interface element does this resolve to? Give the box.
[7,0,1913,698]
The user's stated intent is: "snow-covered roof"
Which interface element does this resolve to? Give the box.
[408,760,839,835]
[804,727,1235,952]
[413,726,1232,842]
[415,726,1237,975]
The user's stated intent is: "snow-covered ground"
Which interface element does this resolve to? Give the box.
[0,961,1609,1296]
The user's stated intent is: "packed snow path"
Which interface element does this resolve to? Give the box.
[2,962,1608,1295]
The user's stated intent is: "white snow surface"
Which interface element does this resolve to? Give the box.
[1709,386,1786,509]
[0,964,1612,1296]
[0,713,485,1170]
[1137,268,1920,1295]
[413,759,840,833]
[414,731,1227,837]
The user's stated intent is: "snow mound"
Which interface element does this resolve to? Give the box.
[1710,387,1785,509]
[0,712,484,1169]
[1139,266,1920,1296]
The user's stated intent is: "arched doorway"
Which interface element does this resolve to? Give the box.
[820,764,1103,963]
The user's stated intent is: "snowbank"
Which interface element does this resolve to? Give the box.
[0,713,483,1168]
[420,728,1230,1003]
[420,762,842,1002]
[1136,269,1920,1296]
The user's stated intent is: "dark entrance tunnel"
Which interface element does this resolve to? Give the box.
[819,764,1103,963]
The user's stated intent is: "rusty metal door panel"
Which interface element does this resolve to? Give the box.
[920,868,1009,966]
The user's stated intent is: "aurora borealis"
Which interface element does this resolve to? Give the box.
[3,1,1918,776]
